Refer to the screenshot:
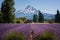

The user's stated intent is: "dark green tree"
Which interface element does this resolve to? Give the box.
[38,10,44,23]
[1,0,15,23]
[33,14,38,23]
[0,11,3,23]
[55,10,60,23]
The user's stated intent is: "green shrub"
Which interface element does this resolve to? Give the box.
[48,20,54,23]
[3,32,27,40]
[35,31,57,40]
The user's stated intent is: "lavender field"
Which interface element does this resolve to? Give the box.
[0,24,60,40]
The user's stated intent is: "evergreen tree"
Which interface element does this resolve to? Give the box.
[38,10,44,23]
[33,14,38,23]
[55,10,60,23]
[0,11,3,23]
[1,0,15,23]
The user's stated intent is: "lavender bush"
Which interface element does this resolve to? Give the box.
[3,32,27,40]
[35,31,57,40]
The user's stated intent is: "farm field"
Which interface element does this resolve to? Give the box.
[0,24,60,40]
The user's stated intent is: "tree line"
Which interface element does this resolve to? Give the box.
[0,0,60,23]
[33,10,60,23]
[33,10,44,23]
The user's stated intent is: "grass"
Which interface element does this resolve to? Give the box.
[35,30,57,40]
[3,32,27,40]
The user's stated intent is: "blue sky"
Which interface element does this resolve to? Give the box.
[0,0,60,14]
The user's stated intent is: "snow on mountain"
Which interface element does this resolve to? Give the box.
[15,5,55,20]
[24,5,38,13]
[16,5,38,14]
[15,5,38,19]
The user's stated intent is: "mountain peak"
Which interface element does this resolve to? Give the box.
[25,5,31,9]
[16,5,38,14]
[25,5,36,11]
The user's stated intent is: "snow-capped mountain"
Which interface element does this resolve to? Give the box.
[15,5,55,20]
[16,5,38,14]
[15,5,38,19]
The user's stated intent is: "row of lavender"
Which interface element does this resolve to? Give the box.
[0,24,30,40]
[0,24,60,40]
[31,24,60,40]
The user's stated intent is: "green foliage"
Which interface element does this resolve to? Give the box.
[20,20,24,24]
[1,0,15,23]
[48,19,54,23]
[48,20,53,23]
[16,20,24,24]
[19,17,27,21]
[35,31,57,40]
[55,10,60,23]
[0,11,3,23]
[33,14,38,23]
[38,10,44,23]
[16,17,27,24]
[3,32,27,40]
[16,21,20,23]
